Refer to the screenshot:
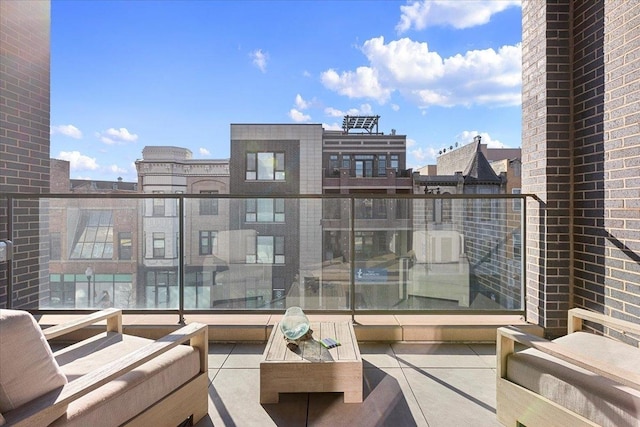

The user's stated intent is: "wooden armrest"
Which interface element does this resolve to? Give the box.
[7,322,208,427]
[568,308,640,335]
[497,326,640,392]
[43,308,122,340]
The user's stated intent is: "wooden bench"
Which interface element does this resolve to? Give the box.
[260,321,362,404]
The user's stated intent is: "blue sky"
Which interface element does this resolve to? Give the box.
[50,0,523,182]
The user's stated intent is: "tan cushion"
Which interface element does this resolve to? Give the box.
[0,309,67,412]
[507,331,640,427]
[50,331,200,426]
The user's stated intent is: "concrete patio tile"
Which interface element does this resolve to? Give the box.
[307,366,428,427]
[207,368,308,426]
[220,343,266,368]
[391,342,488,368]
[207,343,234,369]
[359,343,401,368]
[469,343,497,368]
[207,368,220,386]
[402,367,500,427]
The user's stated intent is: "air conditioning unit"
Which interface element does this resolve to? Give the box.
[412,230,464,264]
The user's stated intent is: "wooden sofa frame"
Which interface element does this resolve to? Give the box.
[4,309,209,427]
[496,308,640,427]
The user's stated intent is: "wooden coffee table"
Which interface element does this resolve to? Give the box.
[260,321,362,404]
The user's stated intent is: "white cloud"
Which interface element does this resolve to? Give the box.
[456,130,507,148]
[391,103,400,111]
[251,49,268,73]
[324,107,344,117]
[51,124,82,139]
[322,37,521,108]
[396,0,521,33]
[57,151,99,170]
[96,127,139,145]
[108,164,127,174]
[406,138,416,148]
[409,146,440,168]
[295,94,310,110]
[322,122,343,131]
[199,147,211,156]
[289,109,311,122]
[323,103,373,118]
[321,67,393,104]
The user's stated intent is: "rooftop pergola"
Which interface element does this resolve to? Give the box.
[342,115,381,134]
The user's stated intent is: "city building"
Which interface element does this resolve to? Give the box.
[227,124,324,309]
[47,159,139,308]
[135,146,230,308]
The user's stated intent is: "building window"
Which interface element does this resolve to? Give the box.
[118,232,132,260]
[246,198,285,222]
[153,232,165,258]
[152,191,165,216]
[355,231,387,258]
[354,155,374,177]
[49,278,75,308]
[246,152,285,181]
[356,199,386,219]
[145,270,178,308]
[329,155,339,174]
[50,232,61,260]
[342,154,350,169]
[512,188,521,212]
[199,230,218,255]
[199,190,218,215]
[246,235,284,264]
[70,210,114,259]
[245,234,256,263]
[378,155,387,176]
[185,271,212,309]
[390,155,399,172]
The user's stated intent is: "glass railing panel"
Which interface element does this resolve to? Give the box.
[3,194,524,313]
[32,196,182,310]
[294,197,351,311]
[354,196,523,311]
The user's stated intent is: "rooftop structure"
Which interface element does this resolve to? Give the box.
[342,115,381,135]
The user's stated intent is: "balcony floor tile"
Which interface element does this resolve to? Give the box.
[196,342,500,426]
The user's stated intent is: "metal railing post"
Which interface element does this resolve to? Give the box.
[178,195,185,324]
[350,196,356,323]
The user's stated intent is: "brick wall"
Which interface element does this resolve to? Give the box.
[523,0,640,339]
[0,0,51,308]
[522,0,573,336]
[572,0,606,314]
[602,0,640,341]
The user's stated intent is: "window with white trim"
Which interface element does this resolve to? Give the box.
[245,235,284,264]
[246,152,285,181]
[245,198,285,222]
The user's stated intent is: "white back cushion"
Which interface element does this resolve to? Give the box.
[0,309,67,412]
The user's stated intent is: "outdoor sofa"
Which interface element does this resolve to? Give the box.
[497,308,640,426]
[0,308,208,426]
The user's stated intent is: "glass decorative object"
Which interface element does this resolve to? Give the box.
[280,306,310,340]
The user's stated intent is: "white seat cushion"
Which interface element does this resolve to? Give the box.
[50,331,200,427]
[507,331,640,427]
